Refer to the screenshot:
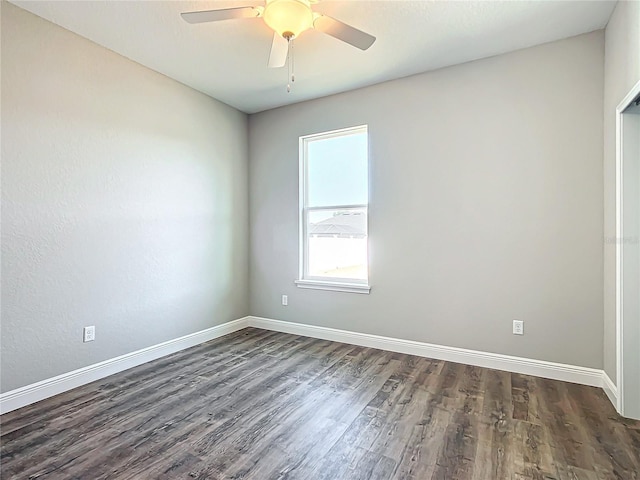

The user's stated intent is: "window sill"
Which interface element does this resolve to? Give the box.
[294,280,371,294]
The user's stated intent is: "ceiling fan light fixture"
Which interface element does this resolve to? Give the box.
[262,0,314,39]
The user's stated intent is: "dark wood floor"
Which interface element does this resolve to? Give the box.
[1,328,639,479]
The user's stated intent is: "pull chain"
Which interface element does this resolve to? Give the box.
[291,38,295,84]
[286,37,291,93]
[287,36,295,93]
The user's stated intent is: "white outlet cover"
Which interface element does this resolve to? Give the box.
[513,320,524,335]
[282,295,288,306]
[83,326,95,342]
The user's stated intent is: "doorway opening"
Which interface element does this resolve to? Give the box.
[616,80,640,420]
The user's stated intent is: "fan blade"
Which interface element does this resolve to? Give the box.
[314,15,375,50]
[268,33,289,68]
[181,7,259,24]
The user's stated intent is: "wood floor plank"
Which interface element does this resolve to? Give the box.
[240,351,401,480]
[2,327,639,480]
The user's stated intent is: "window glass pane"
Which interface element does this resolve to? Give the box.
[307,209,367,280]
[307,132,368,207]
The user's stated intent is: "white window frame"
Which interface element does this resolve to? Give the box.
[295,125,371,294]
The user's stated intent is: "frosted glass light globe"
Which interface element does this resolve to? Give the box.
[263,0,314,38]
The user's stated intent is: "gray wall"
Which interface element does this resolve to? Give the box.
[249,31,605,369]
[0,2,611,394]
[1,2,249,392]
[603,0,640,385]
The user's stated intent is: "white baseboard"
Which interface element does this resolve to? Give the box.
[602,372,619,409]
[1,315,618,416]
[0,317,250,415]
[247,316,606,389]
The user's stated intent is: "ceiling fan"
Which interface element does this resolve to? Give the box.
[181,0,376,70]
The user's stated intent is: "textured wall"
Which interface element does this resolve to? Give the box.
[1,3,249,392]
[603,0,640,385]
[249,32,605,369]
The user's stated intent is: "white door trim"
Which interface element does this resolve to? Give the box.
[616,79,640,416]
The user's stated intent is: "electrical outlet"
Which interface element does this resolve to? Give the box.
[282,295,288,306]
[513,320,524,335]
[83,326,95,343]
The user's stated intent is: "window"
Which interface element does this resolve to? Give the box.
[296,125,370,294]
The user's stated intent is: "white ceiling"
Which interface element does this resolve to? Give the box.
[12,0,616,113]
